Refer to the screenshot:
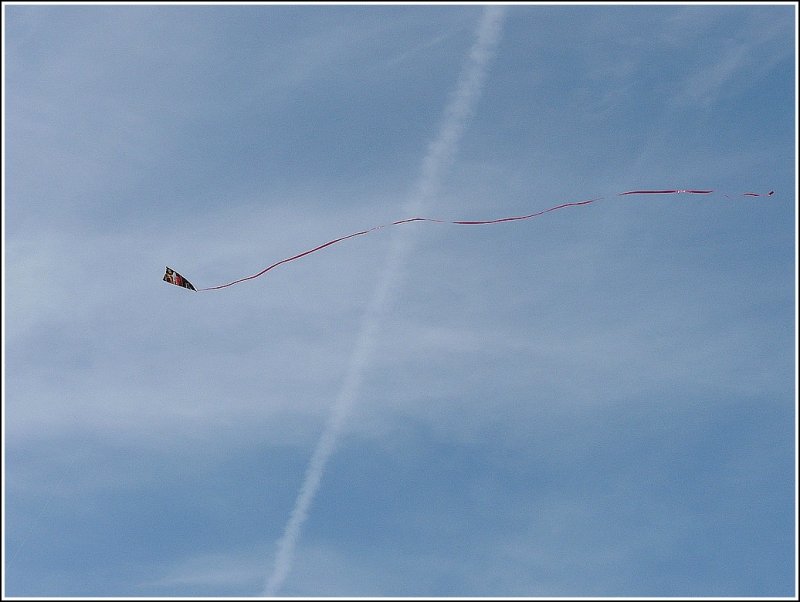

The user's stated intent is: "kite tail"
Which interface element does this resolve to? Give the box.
[619,189,774,197]
[191,198,597,291]
[162,188,773,292]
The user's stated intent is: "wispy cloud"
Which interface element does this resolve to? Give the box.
[678,44,751,108]
[263,6,507,596]
[671,10,792,108]
[142,549,268,592]
[5,5,792,597]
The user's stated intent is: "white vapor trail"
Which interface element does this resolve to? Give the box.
[263,7,507,596]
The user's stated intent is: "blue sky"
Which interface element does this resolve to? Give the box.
[3,2,796,598]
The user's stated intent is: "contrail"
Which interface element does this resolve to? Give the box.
[263,7,507,596]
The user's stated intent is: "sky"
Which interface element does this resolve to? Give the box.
[2,1,797,598]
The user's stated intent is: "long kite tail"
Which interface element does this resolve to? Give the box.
[193,199,598,291]
[163,189,774,292]
[618,189,775,197]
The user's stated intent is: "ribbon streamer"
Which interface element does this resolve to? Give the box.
[163,189,774,292]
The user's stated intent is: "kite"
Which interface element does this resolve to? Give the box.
[162,188,774,292]
[163,266,196,291]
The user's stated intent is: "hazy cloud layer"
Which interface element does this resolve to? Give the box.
[4,3,795,597]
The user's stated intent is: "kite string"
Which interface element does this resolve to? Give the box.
[195,189,773,291]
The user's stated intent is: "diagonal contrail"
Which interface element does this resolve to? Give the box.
[264,7,507,596]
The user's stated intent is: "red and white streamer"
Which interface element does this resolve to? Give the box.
[166,188,774,292]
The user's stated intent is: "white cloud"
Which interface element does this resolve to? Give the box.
[671,10,793,108]
[264,6,508,596]
[142,548,269,591]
